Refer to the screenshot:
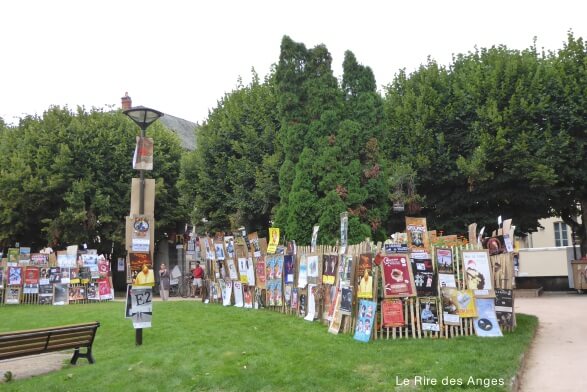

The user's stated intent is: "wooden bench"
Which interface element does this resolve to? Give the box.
[0,321,100,365]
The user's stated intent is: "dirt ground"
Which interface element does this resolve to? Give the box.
[516,293,587,392]
[1,293,585,389]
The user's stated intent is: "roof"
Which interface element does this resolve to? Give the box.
[159,113,198,151]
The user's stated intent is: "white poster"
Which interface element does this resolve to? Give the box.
[130,286,153,329]
[223,280,233,306]
[304,284,317,321]
[233,281,244,307]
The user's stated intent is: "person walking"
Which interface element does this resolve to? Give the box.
[192,262,204,297]
[159,263,170,301]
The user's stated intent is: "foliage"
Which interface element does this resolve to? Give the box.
[180,71,280,236]
[0,301,537,392]
[0,106,187,254]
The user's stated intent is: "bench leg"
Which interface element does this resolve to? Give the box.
[71,347,95,365]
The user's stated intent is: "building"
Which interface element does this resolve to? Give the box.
[516,217,581,290]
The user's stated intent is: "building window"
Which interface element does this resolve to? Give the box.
[554,222,569,247]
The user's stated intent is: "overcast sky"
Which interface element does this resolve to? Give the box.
[1,0,586,125]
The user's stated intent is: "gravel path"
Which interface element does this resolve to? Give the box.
[516,293,587,392]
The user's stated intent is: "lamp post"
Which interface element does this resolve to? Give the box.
[124,106,163,346]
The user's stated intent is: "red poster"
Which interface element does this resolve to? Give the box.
[24,266,39,285]
[98,278,111,298]
[255,257,266,289]
[382,299,405,327]
[380,254,417,298]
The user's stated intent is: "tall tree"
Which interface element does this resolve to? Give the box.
[180,71,280,235]
[0,106,187,254]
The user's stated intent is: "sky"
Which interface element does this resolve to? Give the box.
[1,0,586,125]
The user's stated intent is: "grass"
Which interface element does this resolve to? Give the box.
[0,301,537,392]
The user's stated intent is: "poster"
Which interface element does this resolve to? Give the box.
[354,300,377,343]
[284,255,294,284]
[438,273,457,289]
[39,284,53,304]
[233,281,244,307]
[340,212,348,254]
[130,215,152,252]
[243,285,253,308]
[53,283,69,305]
[474,298,503,337]
[380,254,417,298]
[0,267,4,289]
[248,232,261,257]
[304,284,317,321]
[340,287,353,315]
[223,280,233,306]
[30,253,49,266]
[98,278,113,299]
[5,287,21,304]
[24,267,39,284]
[322,254,337,285]
[306,254,319,284]
[495,288,514,327]
[117,257,125,272]
[298,254,308,288]
[267,228,280,254]
[8,266,22,285]
[130,286,153,329]
[291,288,299,310]
[442,287,477,318]
[419,298,440,332]
[357,253,373,298]
[340,255,353,288]
[405,217,429,254]
[255,256,266,289]
[328,291,343,335]
[411,257,436,297]
[238,257,249,284]
[435,248,453,273]
[214,241,226,261]
[129,253,154,286]
[382,299,405,327]
[224,236,236,260]
[133,136,154,170]
[462,250,494,298]
[310,225,319,253]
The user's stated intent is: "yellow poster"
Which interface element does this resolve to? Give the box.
[267,227,280,254]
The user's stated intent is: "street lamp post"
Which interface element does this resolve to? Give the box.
[124,106,163,346]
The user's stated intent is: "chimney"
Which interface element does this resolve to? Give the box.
[121,92,132,110]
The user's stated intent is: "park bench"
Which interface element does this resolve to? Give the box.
[0,321,100,365]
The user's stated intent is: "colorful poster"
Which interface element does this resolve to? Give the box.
[380,254,416,298]
[411,257,436,296]
[238,257,249,284]
[420,298,440,332]
[284,284,292,308]
[267,228,280,254]
[382,299,405,327]
[19,247,31,264]
[30,253,49,266]
[495,288,514,327]
[243,285,253,308]
[214,241,226,261]
[405,216,429,254]
[440,287,460,325]
[24,266,39,285]
[483,236,506,256]
[0,267,4,289]
[98,278,112,299]
[357,253,373,298]
[442,287,477,318]
[87,283,99,300]
[131,215,151,252]
[474,298,503,337]
[284,255,294,284]
[69,286,87,302]
[7,248,19,265]
[462,250,494,298]
[435,248,453,273]
[322,254,337,285]
[354,300,377,342]
[8,266,23,285]
[129,253,154,286]
[48,267,61,283]
[255,256,266,289]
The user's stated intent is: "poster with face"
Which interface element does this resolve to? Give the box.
[306,254,319,284]
[411,257,436,297]
[284,255,294,284]
[322,254,337,285]
[405,217,429,254]
[353,300,377,343]
[462,250,494,298]
[380,254,416,298]
[419,298,440,332]
[255,256,266,289]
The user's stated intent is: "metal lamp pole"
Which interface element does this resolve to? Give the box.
[124,106,163,346]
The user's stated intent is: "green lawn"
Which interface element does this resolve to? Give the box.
[1,301,537,391]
